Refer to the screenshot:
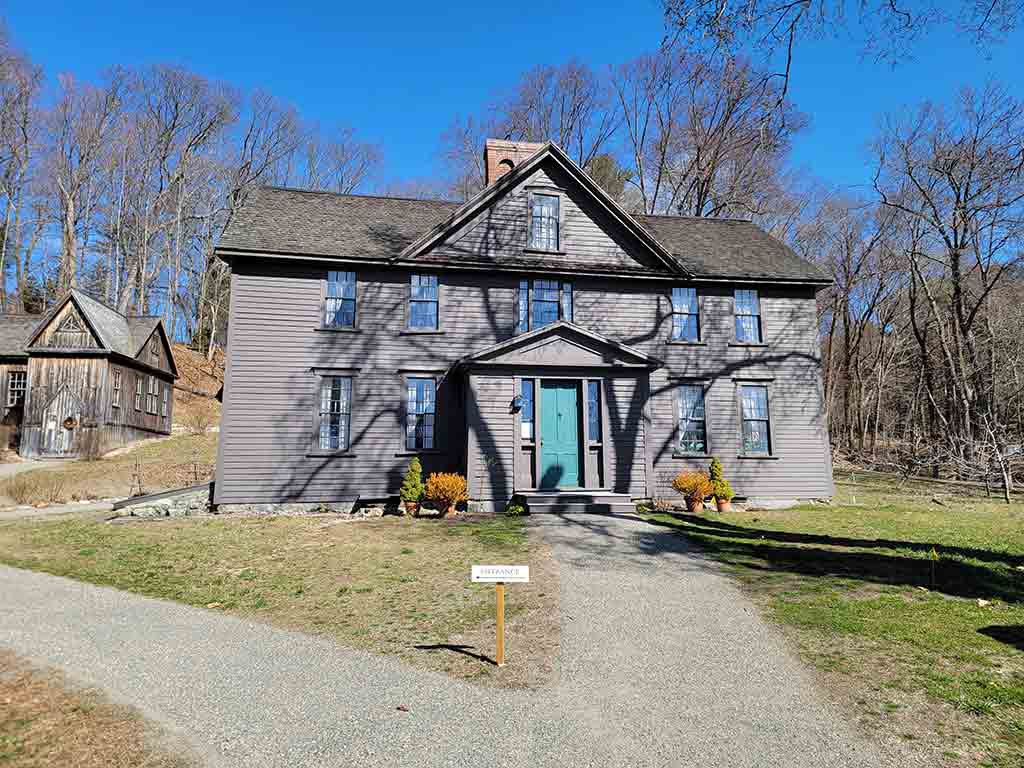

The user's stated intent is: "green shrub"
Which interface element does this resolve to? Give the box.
[712,478,735,502]
[504,494,530,517]
[709,456,724,482]
[399,457,424,502]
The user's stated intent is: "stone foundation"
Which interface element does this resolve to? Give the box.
[122,489,212,518]
[121,493,399,520]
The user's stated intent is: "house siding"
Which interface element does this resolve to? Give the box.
[217,254,833,506]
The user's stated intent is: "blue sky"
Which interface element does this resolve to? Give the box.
[7,1,1023,195]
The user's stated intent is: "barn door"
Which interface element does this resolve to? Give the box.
[41,386,81,457]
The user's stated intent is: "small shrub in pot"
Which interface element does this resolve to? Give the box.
[671,470,712,514]
[425,472,469,517]
[712,478,735,513]
[399,457,424,515]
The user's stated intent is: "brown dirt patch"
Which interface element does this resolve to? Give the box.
[0,650,195,767]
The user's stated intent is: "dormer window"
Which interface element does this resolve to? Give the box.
[529,193,560,251]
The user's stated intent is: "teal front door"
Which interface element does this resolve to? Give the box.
[540,381,580,488]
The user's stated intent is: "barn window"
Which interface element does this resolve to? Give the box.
[146,376,158,414]
[111,370,122,409]
[7,370,25,408]
[135,377,143,411]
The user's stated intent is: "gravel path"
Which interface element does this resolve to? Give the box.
[0,512,900,767]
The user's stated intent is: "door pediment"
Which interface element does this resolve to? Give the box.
[463,321,660,369]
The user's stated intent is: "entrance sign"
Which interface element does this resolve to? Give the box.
[471,565,530,583]
[471,564,529,666]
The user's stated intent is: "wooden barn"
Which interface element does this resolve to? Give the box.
[0,289,177,459]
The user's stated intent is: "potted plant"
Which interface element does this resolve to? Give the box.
[712,478,735,513]
[399,457,425,516]
[671,470,713,514]
[425,472,469,518]
[708,457,735,512]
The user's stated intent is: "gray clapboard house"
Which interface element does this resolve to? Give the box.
[0,289,177,458]
[213,139,833,511]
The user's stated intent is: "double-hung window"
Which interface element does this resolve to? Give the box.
[406,377,436,450]
[517,279,573,332]
[324,271,356,329]
[317,376,353,452]
[677,384,708,455]
[520,379,535,441]
[111,370,121,409]
[135,377,143,411]
[161,385,169,418]
[529,193,560,251]
[735,289,763,343]
[671,287,699,342]
[409,274,439,330]
[740,384,772,455]
[7,370,26,408]
[146,376,158,414]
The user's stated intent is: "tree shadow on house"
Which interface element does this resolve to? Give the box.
[639,512,1024,605]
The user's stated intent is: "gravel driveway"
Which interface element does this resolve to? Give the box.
[0,512,904,767]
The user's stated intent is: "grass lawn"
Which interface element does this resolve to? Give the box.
[641,471,1024,768]
[0,433,218,505]
[0,650,194,768]
[0,513,558,688]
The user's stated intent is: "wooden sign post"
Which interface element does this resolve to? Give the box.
[471,565,529,667]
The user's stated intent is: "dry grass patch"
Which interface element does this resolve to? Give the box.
[0,650,194,768]
[0,433,217,506]
[0,514,559,688]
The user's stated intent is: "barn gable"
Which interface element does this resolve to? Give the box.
[27,298,104,351]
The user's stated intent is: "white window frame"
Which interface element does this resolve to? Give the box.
[7,370,26,408]
[317,375,353,453]
[111,369,122,409]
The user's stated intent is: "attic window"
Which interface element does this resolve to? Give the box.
[150,337,159,362]
[498,158,515,173]
[529,193,560,251]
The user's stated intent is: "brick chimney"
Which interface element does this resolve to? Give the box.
[483,139,545,186]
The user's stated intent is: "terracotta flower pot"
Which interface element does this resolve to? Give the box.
[716,498,733,513]
[687,498,704,514]
[403,500,420,516]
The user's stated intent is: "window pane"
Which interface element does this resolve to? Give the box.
[531,279,560,328]
[672,287,697,314]
[673,314,698,342]
[521,379,534,440]
[411,274,438,300]
[324,273,356,328]
[517,280,529,334]
[561,282,573,323]
[742,420,770,455]
[678,385,707,454]
[740,386,768,419]
[736,315,760,343]
[587,380,601,441]
[406,377,437,450]
[319,376,352,451]
[530,194,559,250]
[410,300,438,330]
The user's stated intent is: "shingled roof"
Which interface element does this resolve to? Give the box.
[0,316,42,358]
[217,185,830,284]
